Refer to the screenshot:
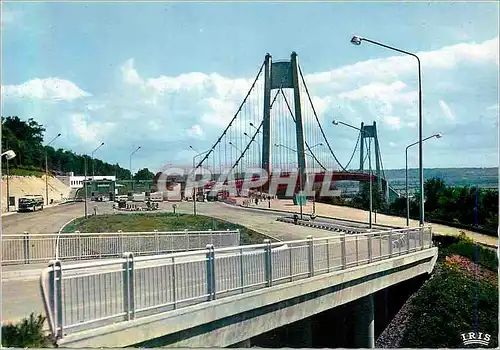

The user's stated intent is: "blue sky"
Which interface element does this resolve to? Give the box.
[1,1,498,174]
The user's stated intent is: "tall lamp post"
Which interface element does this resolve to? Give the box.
[190,146,210,215]
[45,133,61,205]
[85,142,105,218]
[351,35,424,226]
[405,133,442,226]
[1,150,16,212]
[130,146,141,193]
[91,142,105,178]
[332,120,373,229]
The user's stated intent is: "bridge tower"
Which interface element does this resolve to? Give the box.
[359,122,383,193]
[262,52,307,191]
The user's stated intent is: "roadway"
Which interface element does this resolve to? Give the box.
[1,201,115,235]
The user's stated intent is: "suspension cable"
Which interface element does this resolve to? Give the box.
[195,60,266,169]
[298,65,349,172]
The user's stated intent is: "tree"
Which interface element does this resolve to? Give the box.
[352,181,386,211]
[134,168,155,181]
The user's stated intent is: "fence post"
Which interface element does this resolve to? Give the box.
[171,256,177,309]
[239,247,244,293]
[122,252,135,321]
[48,259,63,339]
[76,231,82,260]
[341,235,347,268]
[326,238,331,272]
[389,231,393,257]
[117,230,123,255]
[355,235,359,266]
[154,229,160,254]
[407,229,411,252]
[429,227,433,248]
[307,235,314,277]
[368,234,373,263]
[420,227,424,250]
[23,231,30,264]
[264,239,272,287]
[205,244,215,301]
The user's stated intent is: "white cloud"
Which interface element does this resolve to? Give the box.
[2,37,497,170]
[1,78,90,101]
[70,114,115,143]
[187,124,203,137]
[389,141,397,147]
[439,100,456,121]
[486,104,499,111]
[121,59,143,85]
[382,116,402,130]
[306,37,499,86]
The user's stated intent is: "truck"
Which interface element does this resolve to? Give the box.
[18,195,44,212]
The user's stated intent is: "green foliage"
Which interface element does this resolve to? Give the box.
[1,313,52,348]
[1,116,132,179]
[439,233,498,271]
[351,181,386,211]
[389,177,498,234]
[134,168,155,181]
[401,264,498,348]
[62,213,270,245]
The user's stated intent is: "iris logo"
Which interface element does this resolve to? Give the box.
[461,331,491,347]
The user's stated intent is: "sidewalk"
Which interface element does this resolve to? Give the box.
[233,198,498,248]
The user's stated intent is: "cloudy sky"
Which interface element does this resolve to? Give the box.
[1,1,498,174]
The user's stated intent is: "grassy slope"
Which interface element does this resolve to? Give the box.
[399,234,498,348]
[62,212,271,245]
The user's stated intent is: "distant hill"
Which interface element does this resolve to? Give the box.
[382,167,498,189]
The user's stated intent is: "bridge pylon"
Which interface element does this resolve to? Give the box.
[359,122,388,202]
[262,52,307,193]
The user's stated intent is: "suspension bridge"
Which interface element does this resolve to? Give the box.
[184,52,399,202]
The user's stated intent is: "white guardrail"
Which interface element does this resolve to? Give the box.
[2,230,240,265]
[40,226,432,343]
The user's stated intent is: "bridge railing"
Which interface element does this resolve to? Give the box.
[40,226,432,342]
[2,230,240,265]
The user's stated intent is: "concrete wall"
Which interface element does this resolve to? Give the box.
[1,175,70,212]
[59,247,438,348]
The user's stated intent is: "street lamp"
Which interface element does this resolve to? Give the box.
[332,119,373,229]
[244,132,263,195]
[405,133,442,226]
[85,142,105,218]
[1,150,16,212]
[190,145,210,215]
[351,35,424,226]
[91,142,105,178]
[130,146,141,192]
[45,133,61,205]
[229,141,245,177]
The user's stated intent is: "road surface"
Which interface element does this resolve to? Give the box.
[1,201,114,235]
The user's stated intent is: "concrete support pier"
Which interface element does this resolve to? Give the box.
[354,294,375,348]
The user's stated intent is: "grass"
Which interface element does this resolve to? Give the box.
[62,212,271,244]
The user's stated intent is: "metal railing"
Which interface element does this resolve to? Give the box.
[2,230,240,265]
[40,226,432,342]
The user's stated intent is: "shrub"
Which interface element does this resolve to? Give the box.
[401,264,498,348]
[442,232,498,271]
[1,313,52,348]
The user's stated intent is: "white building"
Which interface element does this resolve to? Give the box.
[57,172,117,189]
